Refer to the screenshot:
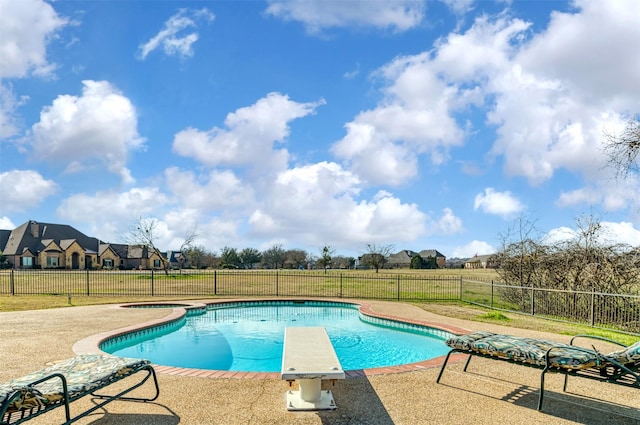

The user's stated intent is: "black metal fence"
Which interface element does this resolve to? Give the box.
[0,269,462,300]
[2,269,640,334]
[461,279,640,334]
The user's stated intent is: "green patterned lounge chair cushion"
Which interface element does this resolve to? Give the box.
[446,331,496,351]
[606,340,640,365]
[0,354,149,412]
[446,333,598,370]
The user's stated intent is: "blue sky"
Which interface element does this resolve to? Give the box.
[1,0,640,259]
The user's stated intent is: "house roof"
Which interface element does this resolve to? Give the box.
[2,220,102,256]
[0,229,11,253]
[387,250,419,264]
[99,243,149,259]
[465,254,496,263]
[419,249,446,258]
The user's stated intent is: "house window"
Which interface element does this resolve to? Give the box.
[153,259,161,268]
[103,259,114,268]
[21,257,33,267]
[46,256,59,268]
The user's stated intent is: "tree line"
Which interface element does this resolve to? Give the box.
[185,244,357,270]
[496,118,640,294]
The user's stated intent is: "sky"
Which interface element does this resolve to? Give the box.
[1,0,640,260]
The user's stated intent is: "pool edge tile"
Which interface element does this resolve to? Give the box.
[76,298,471,380]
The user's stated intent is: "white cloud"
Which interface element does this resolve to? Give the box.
[474,188,524,218]
[544,222,640,247]
[600,222,640,246]
[434,14,530,82]
[518,0,640,102]
[452,240,496,258]
[173,92,324,174]
[556,173,640,213]
[56,187,170,242]
[0,83,28,139]
[442,0,475,15]
[0,170,57,213]
[248,163,427,249]
[30,80,144,184]
[429,208,463,235]
[0,0,69,78]
[332,52,465,186]
[265,0,425,33]
[481,2,640,186]
[138,8,214,60]
[0,216,16,230]
[164,167,253,210]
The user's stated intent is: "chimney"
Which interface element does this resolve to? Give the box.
[30,221,39,238]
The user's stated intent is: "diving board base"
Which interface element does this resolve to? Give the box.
[281,327,345,411]
[286,389,337,411]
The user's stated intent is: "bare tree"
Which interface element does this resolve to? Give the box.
[126,217,197,274]
[496,214,542,287]
[497,213,640,295]
[361,243,394,273]
[604,119,640,178]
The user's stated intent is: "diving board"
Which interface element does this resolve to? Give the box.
[281,327,345,411]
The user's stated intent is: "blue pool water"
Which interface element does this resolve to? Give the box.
[102,301,452,372]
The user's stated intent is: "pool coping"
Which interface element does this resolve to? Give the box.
[73,298,471,379]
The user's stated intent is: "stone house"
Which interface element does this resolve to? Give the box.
[0,220,168,270]
[464,254,498,269]
[373,249,447,269]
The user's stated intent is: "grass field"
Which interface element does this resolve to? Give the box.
[2,267,639,343]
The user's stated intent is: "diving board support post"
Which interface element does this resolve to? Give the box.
[281,327,345,411]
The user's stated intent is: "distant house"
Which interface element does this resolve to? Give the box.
[464,254,498,269]
[382,249,447,269]
[1,221,102,269]
[419,249,446,268]
[165,250,187,269]
[386,250,420,268]
[0,220,169,270]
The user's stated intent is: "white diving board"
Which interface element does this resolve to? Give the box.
[281,327,345,411]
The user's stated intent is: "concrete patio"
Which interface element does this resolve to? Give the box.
[1,299,638,424]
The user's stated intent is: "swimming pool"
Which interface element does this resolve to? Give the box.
[101,301,453,372]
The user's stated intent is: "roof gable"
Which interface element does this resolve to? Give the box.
[0,229,10,252]
[2,221,101,256]
[419,249,445,258]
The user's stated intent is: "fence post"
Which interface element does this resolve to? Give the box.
[10,269,14,295]
[397,275,401,301]
[490,280,494,309]
[151,269,155,297]
[590,287,595,327]
[459,276,463,301]
[214,270,217,295]
[86,269,90,296]
[531,287,535,316]
[275,270,279,296]
[339,273,343,298]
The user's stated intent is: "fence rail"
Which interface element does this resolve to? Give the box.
[0,269,462,300]
[2,269,640,334]
[461,280,640,334]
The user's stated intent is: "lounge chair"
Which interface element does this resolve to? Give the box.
[0,354,159,425]
[436,331,640,410]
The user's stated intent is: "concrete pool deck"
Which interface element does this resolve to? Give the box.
[1,298,639,424]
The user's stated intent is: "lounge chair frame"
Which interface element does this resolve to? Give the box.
[436,334,640,411]
[1,357,159,425]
